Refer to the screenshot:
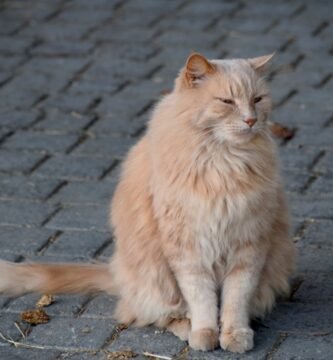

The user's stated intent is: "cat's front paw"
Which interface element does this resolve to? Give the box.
[189,328,219,351]
[220,327,254,353]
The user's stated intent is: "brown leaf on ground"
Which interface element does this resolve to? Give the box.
[160,89,171,95]
[20,309,50,325]
[36,294,54,308]
[269,121,296,140]
[107,351,137,359]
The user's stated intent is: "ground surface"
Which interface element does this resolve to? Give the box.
[0,0,332,359]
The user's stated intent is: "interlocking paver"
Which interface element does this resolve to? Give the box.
[34,154,114,180]
[0,0,332,358]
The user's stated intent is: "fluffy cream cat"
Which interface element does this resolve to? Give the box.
[0,53,295,353]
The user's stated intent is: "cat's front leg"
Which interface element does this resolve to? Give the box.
[176,268,219,351]
[220,257,265,353]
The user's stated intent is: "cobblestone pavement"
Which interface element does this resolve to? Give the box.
[0,0,332,359]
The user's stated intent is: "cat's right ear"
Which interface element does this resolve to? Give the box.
[184,53,216,88]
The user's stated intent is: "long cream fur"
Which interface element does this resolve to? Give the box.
[0,53,295,353]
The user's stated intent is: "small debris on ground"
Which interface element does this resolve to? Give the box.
[107,350,137,359]
[20,309,50,325]
[269,121,296,140]
[36,294,54,308]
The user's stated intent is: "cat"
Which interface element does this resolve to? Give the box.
[0,53,295,353]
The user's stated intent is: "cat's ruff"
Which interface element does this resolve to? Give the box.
[0,53,295,353]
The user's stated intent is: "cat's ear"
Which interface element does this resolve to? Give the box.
[248,53,275,73]
[184,53,216,87]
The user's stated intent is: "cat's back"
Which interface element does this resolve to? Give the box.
[110,135,152,234]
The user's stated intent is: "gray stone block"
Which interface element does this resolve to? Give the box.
[51,180,115,205]
[33,109,93,134]
[45,231,110,258]
[3,130,78,154]
[315,151,333,175]
[24,317,114,350]
[81,294,117,320]
[0,176,60,201]
[309,174,333,194]
[273,334,333,360]
[264,302,333,333]
[45,204,110,232]
[34,155,114,180]
[0,110,39,130]
[0,200,56,227]
[73,136,134,159]
[0,226,53,255]
[107,326,185,357]
[289,194,333,219]
[0,150,44,174]
[0,346,60,360]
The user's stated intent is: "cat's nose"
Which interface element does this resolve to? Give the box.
[244,117,257,128]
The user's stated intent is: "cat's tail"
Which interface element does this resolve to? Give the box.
[0,260,115,296]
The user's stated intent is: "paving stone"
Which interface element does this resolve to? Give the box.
[41,92,97,113]
[315,151,333,175]
[34,155,114,180]
[107,326,185,357]
[6,292,90,319]
[81,294,117,320]
[290,126,333,149]
[302,219,333,247]
[73,136,135,159]
[307,174,333,195]
[281,169,310,193]
[45,204,110,232]
[0,110,40,130]
[3,131,78,153]
[280,146,320,172]
[273,334,333,360]
[57,351,107,360]
[24,317,114,350]
[89,115,144,137]
[0,36,34,55]
[51,180,116,204]
[0,200,55,227]
[0,346,61,360]
[296,244,333,273]
[0,150,44,174]
[45,231,110,258]
[289,194,333,219]
[0,226,53,255]
[0,176,60,201]
[0,311,30,342]
[264,302,333,333]
[31,40,95,57]
[292,272,333,305]
[33,109,94,134]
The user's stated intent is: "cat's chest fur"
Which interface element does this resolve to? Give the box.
[186,155,279,266]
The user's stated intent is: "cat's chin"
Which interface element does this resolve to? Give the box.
[214,129,260,145]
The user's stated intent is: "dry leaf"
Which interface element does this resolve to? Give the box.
[269,121,296,140]
[160,89,171,95]
[21,309,50,325]
[36,294,54,308]
[107,351,137,359]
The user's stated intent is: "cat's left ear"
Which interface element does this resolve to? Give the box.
[248,53,275,73]
[184,53,216,87]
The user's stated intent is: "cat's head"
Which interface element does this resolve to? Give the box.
[175,53,274,144]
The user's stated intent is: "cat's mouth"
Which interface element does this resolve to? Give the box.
[238,127,256,136]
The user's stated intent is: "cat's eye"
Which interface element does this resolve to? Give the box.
[215,97,234,105]
[254,96,262,103]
